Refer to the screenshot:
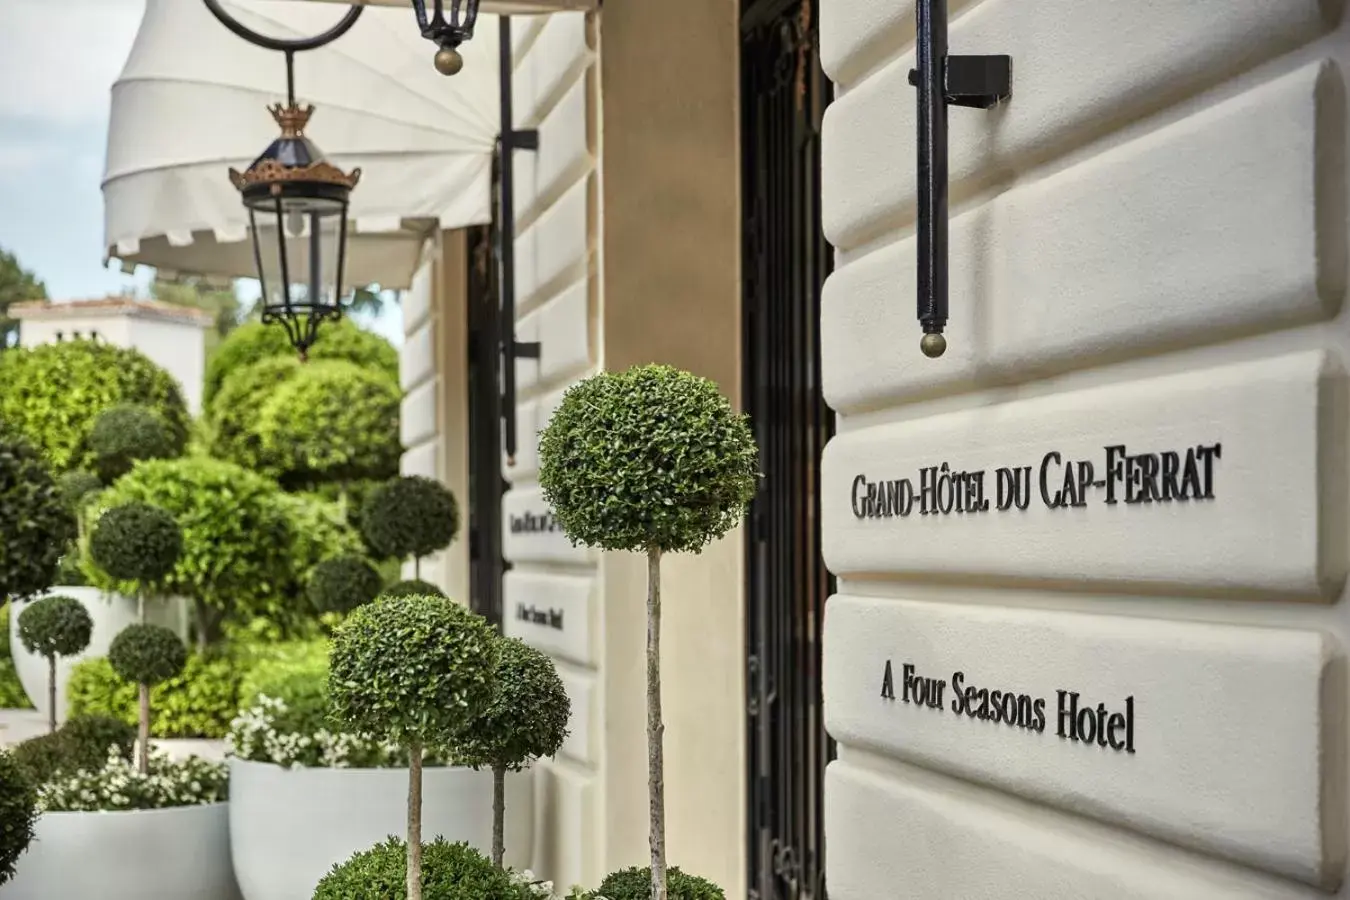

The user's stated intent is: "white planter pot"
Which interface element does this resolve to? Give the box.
[3,802,239,900]
[228,758,533,900]
[8,588,187,724]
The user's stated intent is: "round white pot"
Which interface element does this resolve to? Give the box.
[229,758,533,900]
[4,802,239,900]
[8,587,187,723]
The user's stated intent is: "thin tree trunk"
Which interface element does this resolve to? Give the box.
[407,741,424,900]
[647,546,667,900]
[414,556,421,579]
[138,683,150,774]
[492,764,506,868]
[137,590,145,623]
[193,599,209,654]
[46,656,56,734]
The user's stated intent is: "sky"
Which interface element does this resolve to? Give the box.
[0,0,402,345]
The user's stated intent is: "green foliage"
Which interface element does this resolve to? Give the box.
[108,623,186,687]
[329,594,499,747]
[0,606,32,709]
[0,428,75,600]
[538,365,759,554]
[273,491,366,607]
[203,318,397,410]
[0,245,46,349]
[88,458,293,638]
[67,654,241,739]
[0,340,189,474]
[256,359,402,489]
[55,470,102,512]
[313,837,521,900]
[206,355,301,471]
[597,867,726,900]
[17,595,92,659]
[88,502,183,585]
[12,714,136,785]
[308,555,383,615]
[88,403,182,483]
[455,638,569,773]
[237,639,330,728]
[361,476,460,562]
[382,579,447,600]
[0,749,36,887]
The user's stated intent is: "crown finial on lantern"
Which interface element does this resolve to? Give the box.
[268,102,315,138]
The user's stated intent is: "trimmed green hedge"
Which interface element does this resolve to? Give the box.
[203,319,397,410]
[86,458,294,640]
[0,341,189,474]
[67,653,241,739]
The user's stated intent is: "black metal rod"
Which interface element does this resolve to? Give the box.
[202,0,364,54]
[916,0,948,345]
[499,17,522,465]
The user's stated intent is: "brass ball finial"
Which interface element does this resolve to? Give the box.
[434,46,464,76]
[920,332,947,358]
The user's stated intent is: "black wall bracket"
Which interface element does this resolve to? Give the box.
[497,16,542,465]
[907,0,1010,359]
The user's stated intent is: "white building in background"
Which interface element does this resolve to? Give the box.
[10,299,213,416]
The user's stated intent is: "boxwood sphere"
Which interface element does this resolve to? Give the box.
[0,428,76,601]
[107,623,186,687]
[380,578,447,600]
[88,403,180,483]
[454,637,570,772]
[329,593,498,746]
[307,554,383,614]
[598,866,726,900]
[0,749,36,887]
[313,837,520,900]
[538,365,759,555]
[17,595,93,659]
[56,470,102,511]
[360,476,460,561]
[89,502,183,584]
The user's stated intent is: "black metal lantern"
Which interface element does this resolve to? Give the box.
[229,102,361,359]
[412,0,482,75]
[203,0,365,359]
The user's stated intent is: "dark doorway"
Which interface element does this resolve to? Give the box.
[741,0,836,898]
[466,155,509,627]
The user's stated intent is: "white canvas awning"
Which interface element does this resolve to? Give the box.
[103,0,505,290]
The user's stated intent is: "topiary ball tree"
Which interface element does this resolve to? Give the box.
[203,317,398,411]
[0,749,36,887]
[0,340,190,475]
[381,579,447,600]
[361,476,460,578]
[90,458,293,650]
[0,428,76,604]
[55,470,102,513]
[88,403,182,484]
[88,502,183,621]
[328,593,499,900]
[313,837,520,900]
[17,595,94,733]
[108,623,187,773]
[598,867,726,900]
[255,359,402,492]
[455,637,570,869]
[307,554,383,615]
[537,364,758,900]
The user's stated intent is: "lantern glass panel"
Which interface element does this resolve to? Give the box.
[247,193,348,315]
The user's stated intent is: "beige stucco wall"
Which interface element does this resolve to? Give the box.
[399,231,470,603]
[596,0,746,894]
[818,1,1350,897]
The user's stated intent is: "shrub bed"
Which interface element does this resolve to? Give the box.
[67,654,241,739]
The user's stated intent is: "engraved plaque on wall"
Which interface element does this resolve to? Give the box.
[822,351,1347,598]
[823,594,1345,888]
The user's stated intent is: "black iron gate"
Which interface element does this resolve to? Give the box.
[742,0,835,898]
[466,156,508,627]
